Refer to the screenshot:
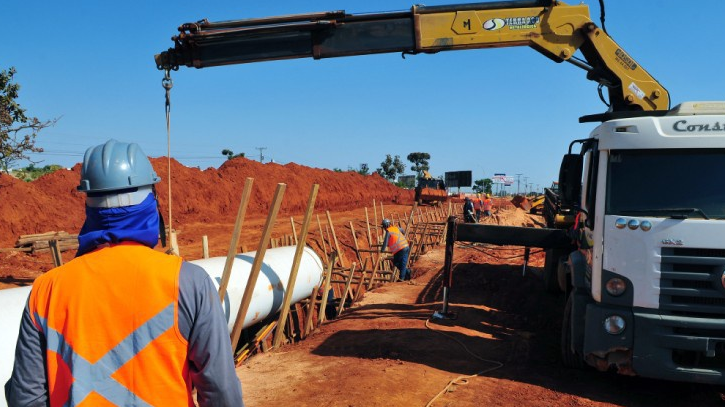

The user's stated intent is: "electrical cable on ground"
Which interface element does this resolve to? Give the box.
[423,318,503,407]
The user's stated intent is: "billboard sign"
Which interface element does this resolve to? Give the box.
[444,171,472,188]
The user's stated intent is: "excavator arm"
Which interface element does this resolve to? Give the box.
[155,0,669,113]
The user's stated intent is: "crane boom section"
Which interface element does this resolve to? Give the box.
[155,0,669,112]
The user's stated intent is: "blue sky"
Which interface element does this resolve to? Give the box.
[6,0,725,193]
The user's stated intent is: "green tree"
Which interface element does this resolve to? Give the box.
[357,163,370,176]
[221,149,245,160]
[406,152,430,178]
[0,67,57,173]
[376,154,405,181]
[473,178,493,195]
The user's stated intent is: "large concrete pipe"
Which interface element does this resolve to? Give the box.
[191,246,324,331]
[0,246,324,406]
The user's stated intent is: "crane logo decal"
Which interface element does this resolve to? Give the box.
[483,18,506,31]
[484,16,539,31]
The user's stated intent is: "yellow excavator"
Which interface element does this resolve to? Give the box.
[414,170,447,206]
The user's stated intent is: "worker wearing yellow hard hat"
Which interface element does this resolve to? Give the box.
[482,194,493,217]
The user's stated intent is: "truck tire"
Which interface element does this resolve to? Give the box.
[543,249,563,293]
[561,292,585,369]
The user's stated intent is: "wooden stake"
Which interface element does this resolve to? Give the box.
[318,255,335,325]
[326,210,346,268]
[405,202,418,238]
[49,240,63,267]
[380,201,385,220]
[364,207,373,247]
[349,221,363,264]
[337,262,356,317]
[218,178,254,303]
[273,184,319,349]
[303,285,318,338]
[202,235,209,259]
[230,183,286,352]
[367,254,383,290]
[290,217,298,245]
[372,199,379,243]
[316,214,328,255]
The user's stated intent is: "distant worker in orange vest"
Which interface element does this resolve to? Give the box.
[482,193,494,217]
[380,219,411,281]
[473,193,483,222]
[5,140,244,406]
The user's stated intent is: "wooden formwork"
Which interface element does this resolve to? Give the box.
[233,200,450,365]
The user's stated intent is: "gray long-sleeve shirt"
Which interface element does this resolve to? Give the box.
[5,261,243,407]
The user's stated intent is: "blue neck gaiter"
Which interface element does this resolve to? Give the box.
[77,193,160,257]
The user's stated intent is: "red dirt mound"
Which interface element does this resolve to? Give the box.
[0,157,413,248]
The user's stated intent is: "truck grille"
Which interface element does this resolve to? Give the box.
[660,248,725,317]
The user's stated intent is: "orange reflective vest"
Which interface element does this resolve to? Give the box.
[28,242,192,407]
[483,198,493,211]
[473,199,482,210]
[385,226,409,254]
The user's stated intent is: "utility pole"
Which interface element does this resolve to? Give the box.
[523,177,529,195]
[515,173,522,195]
[255,147,267,163]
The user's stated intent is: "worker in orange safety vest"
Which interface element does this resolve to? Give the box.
[473,194,483,222]
[482,193,494,217]
[5,140,243,406]
[380,219,411,281]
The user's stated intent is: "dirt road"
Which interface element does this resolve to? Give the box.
[3,201,723,406]
[238,239,725,407]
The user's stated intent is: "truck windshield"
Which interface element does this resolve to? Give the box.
[606,149,725,219]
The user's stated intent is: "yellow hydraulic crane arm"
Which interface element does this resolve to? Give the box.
[155,0,669,113]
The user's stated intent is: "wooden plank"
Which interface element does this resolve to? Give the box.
[272,184,319,349]
[290,217,298,245]
[372,199,379,244]
[349,221,363,264]
[405,203,417,238]
[202,235,209,259]
[318,257,335,325]
[316,214,328,256]
[366,254,383,290]
[230,183,286,352]
[326,210,346,268]
[337,262,357,317]
[303,285,318,338]
[218,177,254,303]
[364,207,373,248]
[49,240,63,267]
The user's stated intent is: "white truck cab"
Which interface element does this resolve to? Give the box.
[563,101,725,382]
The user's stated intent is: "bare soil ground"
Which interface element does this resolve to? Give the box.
[235,208,725,407]
[2,161,724,406]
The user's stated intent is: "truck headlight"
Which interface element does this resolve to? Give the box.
[604,315,626,335]
[605,277,627,296]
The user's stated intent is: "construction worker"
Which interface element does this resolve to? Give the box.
[463,196,476,223]
[5,140,243,406]
[380,219,411,281]
[473,193,483,222]
[482,193,494,217]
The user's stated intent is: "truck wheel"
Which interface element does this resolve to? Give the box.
[561,293,585,369]
[543,249,563,293]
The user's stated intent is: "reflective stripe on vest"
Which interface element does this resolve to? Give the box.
[386,226,409,254]
[28,243,190,407]
[34,305,174,407]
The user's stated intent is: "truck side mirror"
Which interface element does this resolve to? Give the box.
[558,154,582,207]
